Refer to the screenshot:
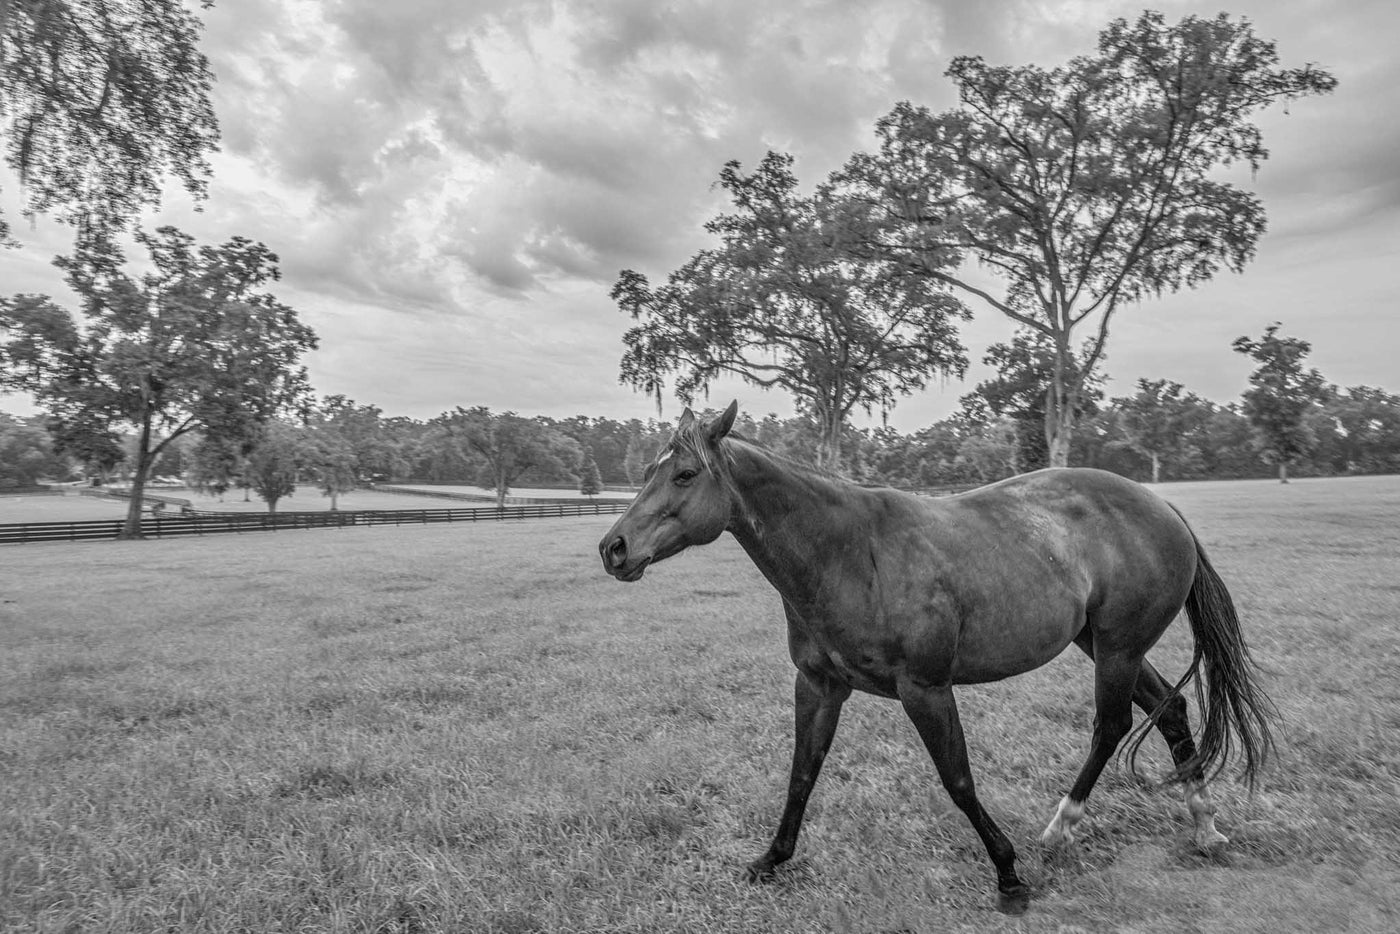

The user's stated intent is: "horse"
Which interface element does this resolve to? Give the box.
[597,401,1276,914]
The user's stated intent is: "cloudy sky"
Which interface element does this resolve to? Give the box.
[2,0,1396,431]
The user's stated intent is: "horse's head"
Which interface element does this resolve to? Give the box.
[599,400,738,581]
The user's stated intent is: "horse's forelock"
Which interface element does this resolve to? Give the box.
[667,419,731,475]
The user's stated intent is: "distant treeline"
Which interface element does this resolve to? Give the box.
[5,378,1397,494]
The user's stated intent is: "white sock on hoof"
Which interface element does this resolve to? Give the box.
[1040,795,1085,846]
[1185,781,1229,850]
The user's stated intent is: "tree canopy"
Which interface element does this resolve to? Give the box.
[244,419,300,513]
[1233,323,1325,482]
[3,333,1398,505]
[298,396,407,508]
[0,410,68,486]
[0,0,220,245]
[432,406,577,508]
[1114,378,1208,483]
[842,11,1336,466]
[0,225,317,535]
[184,431,243,500]
[1316,385,1400,475]
[614,151,969,471]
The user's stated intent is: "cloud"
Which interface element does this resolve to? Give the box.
[197,0,978,302]
[6,0,1392,429]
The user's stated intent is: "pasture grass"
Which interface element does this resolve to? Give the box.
[2,475,1398,932]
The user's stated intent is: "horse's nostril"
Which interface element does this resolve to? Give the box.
[607,536,627,568]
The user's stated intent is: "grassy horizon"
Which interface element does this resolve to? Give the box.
[2,476,1398,932]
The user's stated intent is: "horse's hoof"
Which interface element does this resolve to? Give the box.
[1040,796,1084,849]
[997,883,1031,915]
[744,860,777,884]
[1195,829,1229,853]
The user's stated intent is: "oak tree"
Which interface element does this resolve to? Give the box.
[302,429,357,510]
[615,151,969,472]
[1232,323,1325,482]
[184,431,243,500]
[0,226,317,536]
[0,410,68,486]
[844,11,1336,466]
[434,407,576,508]
[244,419,301,513]
[1116,378,1204,483]
[1318,386,1400,475]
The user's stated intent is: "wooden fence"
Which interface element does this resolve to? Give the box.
[80,487,194,510]
[1,483,977,546]
[373,484,633,506]
[0,501,632,545]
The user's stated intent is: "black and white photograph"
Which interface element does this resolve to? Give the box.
[2,1,1397,931]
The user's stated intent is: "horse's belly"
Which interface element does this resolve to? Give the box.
[949,603,1083,684]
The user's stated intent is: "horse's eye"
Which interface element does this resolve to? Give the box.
[674,469,699,485]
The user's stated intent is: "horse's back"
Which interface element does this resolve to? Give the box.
[946,467,1192,559]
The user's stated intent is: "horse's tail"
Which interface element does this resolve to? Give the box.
[1127,507,1278,790]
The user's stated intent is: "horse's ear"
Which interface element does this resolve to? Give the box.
[677,407,695,430]
[708,400,738,443]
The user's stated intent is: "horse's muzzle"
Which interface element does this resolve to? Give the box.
[599,533,650,581]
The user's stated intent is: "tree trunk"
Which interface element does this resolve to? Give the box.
[1044,338,1078,469]
[121,464,149,539]
[1045,386,1075,469]
[330,490,339,511]
[1046,427,1071,469]
[814,413,844,475]
[1151,452,1161,484]
[120,416,156,539]
[495,483,507,509]
[1279,461,1289,483]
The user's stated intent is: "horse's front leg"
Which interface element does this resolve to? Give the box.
[898,676,1030,915]
[746,668,851,881]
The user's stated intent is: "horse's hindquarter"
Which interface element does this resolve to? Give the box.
[904,469,1197,685]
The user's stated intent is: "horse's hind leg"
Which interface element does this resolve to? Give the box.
[1041,648,1141,848]
[899,677,1029,915]
[1134,660,1228,851]
[1068,634,1228,852]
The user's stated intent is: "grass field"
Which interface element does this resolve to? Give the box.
[2,476,1398,932]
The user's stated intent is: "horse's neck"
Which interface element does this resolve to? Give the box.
[722,440,867,603]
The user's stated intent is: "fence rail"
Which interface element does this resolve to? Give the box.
[80,487,194,510]
[0,501,631,545]
[373,484,633,506]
